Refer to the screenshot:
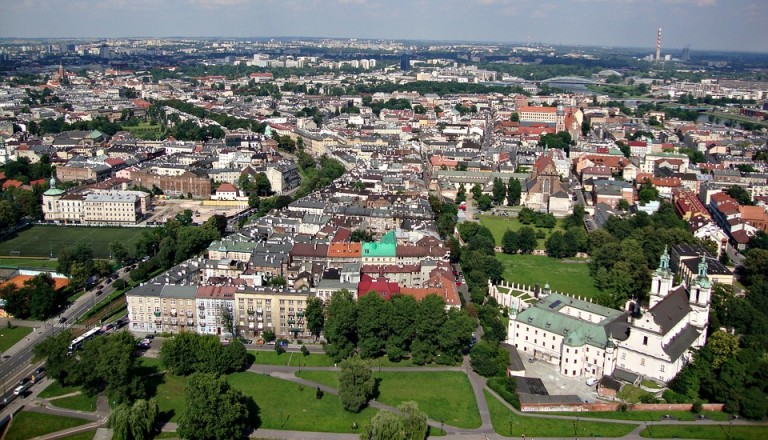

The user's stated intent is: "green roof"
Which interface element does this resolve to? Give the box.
[362,231,397,257]
[515,293,623,349]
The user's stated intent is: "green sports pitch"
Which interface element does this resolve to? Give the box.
[0,226,147,259]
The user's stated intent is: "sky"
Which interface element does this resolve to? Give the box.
[1,0,767,53]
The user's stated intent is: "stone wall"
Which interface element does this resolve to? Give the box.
[521,402,725,412]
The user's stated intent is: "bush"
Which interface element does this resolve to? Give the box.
[640,394,659,404]
[316,387,324,400]
[487,376,521,410]
[691,401,703,414]
[662,389,690,404]
[301,345,310,356]
[618,403,629,412]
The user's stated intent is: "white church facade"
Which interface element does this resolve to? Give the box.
[501,247,711,383]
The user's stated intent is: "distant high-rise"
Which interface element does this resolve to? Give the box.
[400,53,410,71]
[655,28,662,62]
[681,46,691,62]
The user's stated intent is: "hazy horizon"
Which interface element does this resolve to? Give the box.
[2,0,766,53]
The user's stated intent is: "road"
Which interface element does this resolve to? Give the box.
[0,268,130,414]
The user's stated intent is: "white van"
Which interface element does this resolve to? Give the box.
[585,378,598,387]
[13,383,30,396]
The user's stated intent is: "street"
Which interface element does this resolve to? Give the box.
[0,268,130,415]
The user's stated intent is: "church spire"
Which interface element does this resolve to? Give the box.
[658,245,670,272]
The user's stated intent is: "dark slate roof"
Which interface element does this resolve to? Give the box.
[612,368,639,384]
[515,377,549,395]
[599,376,622,391]
[517,394,583,405]
[501,343,525,372]
[663,324,701,360]
[650,287,691,334]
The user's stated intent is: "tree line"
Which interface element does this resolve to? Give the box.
[318,290,475,365]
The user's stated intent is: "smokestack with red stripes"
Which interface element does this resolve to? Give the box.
[656,28,662,62]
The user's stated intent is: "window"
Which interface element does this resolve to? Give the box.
[660,365,665,372]
[621,352,626,360]
[640,358,645,366]
[643,336,648,345]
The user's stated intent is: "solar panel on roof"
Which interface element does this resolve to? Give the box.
[549,300,562,309]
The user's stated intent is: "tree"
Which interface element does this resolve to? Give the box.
[507,178,521,206]
[617,198,630,211]
[470,340,508,377]
[545,231,568,258]
[323,290,358,362]
[517,227,537,254]
[707,331,739,369]
[477,194,492,211]
[338,356,375,413]
[350,229,374,243]
[637,179,659,205]
[511,112,520,122]
[108,398,160,440]
[455,183,466,204]
[109,240,131,263]
[57,242,94,277]
[203,215,228,236]
[305,296,325,342]
[357,293,389,359]
[502,230,519,254]
[492,177,506,205]
[178,373,254,440]
[471,183,482,199]
[581,120,591,136]
[725,186,752,206]
[75,331,142,404]
[361,401,428,440]
[33,330,78,385]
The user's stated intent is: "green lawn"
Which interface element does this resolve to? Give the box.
[228,372,378,433]
[0,225,148,259]
[479,215,564,249]
[50,392,98,412]
[147,370,190,423]
[0,325,33,352]
[38,380,83,398]
[496,253,603,299]
[295,371,481,429]
[59,430,97,440]
[485,390,637,437]
[618,384,655,404]
[249,350,335,367]
[4,411,91,440]
[547,410,731,422]
[640,424,768,439]
[0,257,59,270]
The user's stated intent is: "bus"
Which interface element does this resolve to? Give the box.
[67,327,102,354]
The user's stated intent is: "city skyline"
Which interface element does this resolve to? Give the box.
[1,0,767,53]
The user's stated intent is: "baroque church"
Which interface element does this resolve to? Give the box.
[498,246,711,383]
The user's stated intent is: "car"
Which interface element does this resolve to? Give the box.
[145,334,155,339]
[585,378,598,386]
[95,290,103,296]
[2,354,10,361]
[59,317,67,323]
[456,281,462,286]
[266,341,276,345]
[279,341,288,347]
[97,284,104,289]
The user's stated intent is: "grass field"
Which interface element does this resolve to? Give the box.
[0,225,147,259]
[4,411,91,440]
[50,392,98,412]
[229,372,378,433]
[496,253,603,298]
[146,369,190,423]
[124,122,164,140]
[38,381,84,398]
[484,390,636,437]
[295,371,481,429]
[547,410,731,422]
[0,257,59,270]
[0,325,33,352]
[479,215,564,249]
[59,431,97,440]
[249,350,442,368]
[639,424,768,439]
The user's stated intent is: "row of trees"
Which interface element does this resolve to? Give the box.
[0,273,60,320]
[159,333,248,376]
[320,290,475,365]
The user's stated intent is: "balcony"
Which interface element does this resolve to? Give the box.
[200,322,206,327]
[297,312,304,317]
[256,308,263,314]
[186,311,194,318]
[247,309,255,315]
[154,318,162,325]
[290,327,303,333]
[170,310,178,317]
[171,319,178,325]
[247,316,254,322]
[186,319,194,326]
[153,311,161,317]
[199,314,205,320]
[198,305,205,311]
[248,322,254,329]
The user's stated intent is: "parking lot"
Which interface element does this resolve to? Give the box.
[518,350,601,403]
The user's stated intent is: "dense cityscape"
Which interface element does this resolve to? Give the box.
[0,15,768,440]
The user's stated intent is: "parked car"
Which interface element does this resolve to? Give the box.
[95,290,103,296]
[58,317,67,323]
[585,378,598,386]
[145,334,155,340]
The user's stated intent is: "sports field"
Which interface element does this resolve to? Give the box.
[496,253,603,299]
[0,225,146,259]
